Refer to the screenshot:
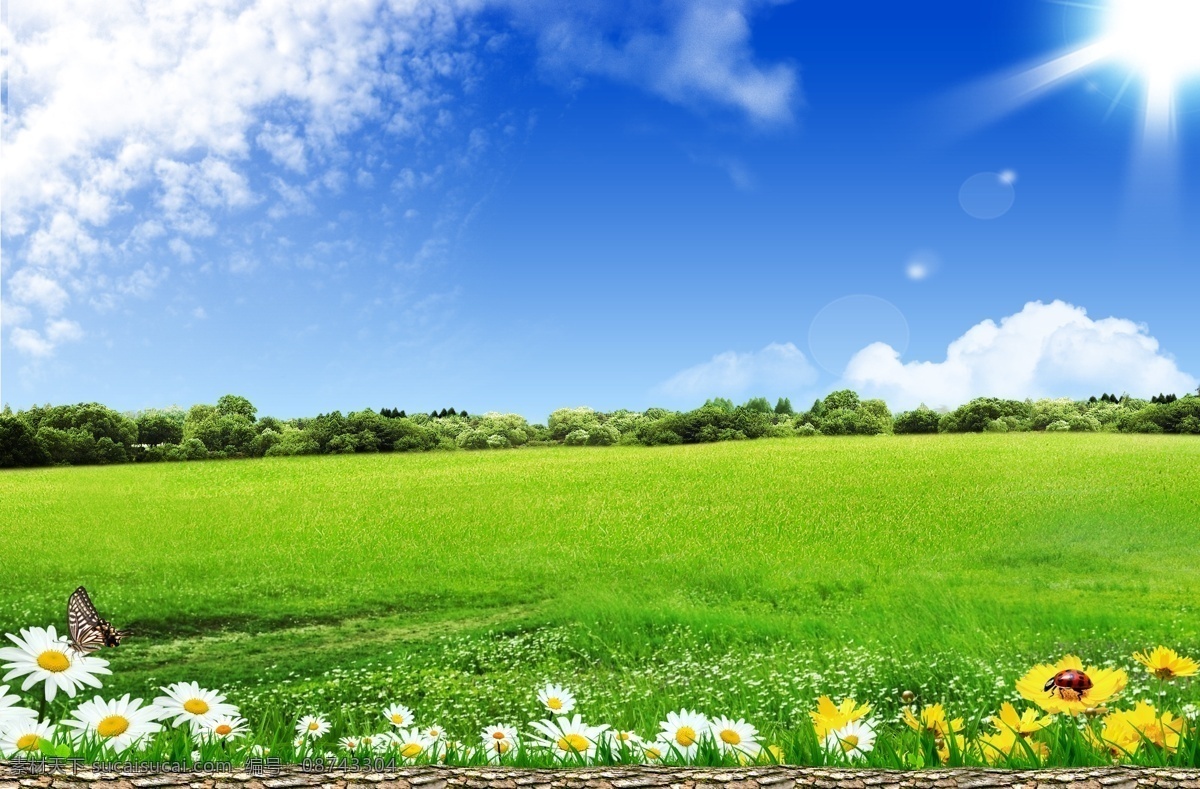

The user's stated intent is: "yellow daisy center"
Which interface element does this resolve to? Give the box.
[391,714,405,724]
[644,747,662,760]
[16,734,41,752]
[401,743,423,758]
[494,741,510,754]
[616,732,631,741]
[184,699,210,715]
[361,737,373,747]
[429,729,440,737]
[557,733,588,753]
[97,715,130,738]
[840,734,860,752]
[215,724,233,736]
[675,726,696,746]
[719,729,741,745]
[547,697,563,710]
[308,721,320,731]
[492,731,506,739]
[36,650,70,672]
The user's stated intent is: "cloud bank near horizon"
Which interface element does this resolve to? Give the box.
[656,301,1198,411]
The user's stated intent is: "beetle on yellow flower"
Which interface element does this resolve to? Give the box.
[1015,655,1127,715]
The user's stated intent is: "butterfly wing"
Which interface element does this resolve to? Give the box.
[67,586,112,654]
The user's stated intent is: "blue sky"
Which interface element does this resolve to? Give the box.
[3,0,1199,421]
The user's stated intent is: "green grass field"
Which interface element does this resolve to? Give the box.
[2,434,1199,756]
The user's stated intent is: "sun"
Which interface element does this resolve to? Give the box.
[1102,0,1200,85]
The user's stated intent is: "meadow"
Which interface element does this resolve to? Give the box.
[1,433,1199,764]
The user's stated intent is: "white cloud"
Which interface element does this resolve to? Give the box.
[843,300,1198,410]
[8,269,71,314]
[2,0,794,352]
[46,318,85,344]
[7,318,84,357]
[8,328,55,357]
[655,342,818,402]
[502,0,798,124]
[1,300,33,327]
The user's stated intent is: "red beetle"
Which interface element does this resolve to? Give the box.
[1044,669,1093,700]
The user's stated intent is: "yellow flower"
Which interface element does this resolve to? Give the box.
[809,696,871,738]
[1133,646,1199,680]
[995,702,1054,736]
[1015,655,1127,715]
[935,733,966,764]
[1124,702,1186,752]
[977,727,1048,766]
[902,704,963,736]
[1086,709,1141,761]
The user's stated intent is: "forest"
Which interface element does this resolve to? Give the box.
[1,389,1199,468]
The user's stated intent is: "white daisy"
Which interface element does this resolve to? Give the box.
[0,627,111,702]
[0,684,37,731]
[191,749,201,763]
[823,719,877,760]
[424,723,446,741]
[0,719,57,758]
[658,709,709,761]
[604,729,644,752]
[390,727,434,762]
[709,716,760,758]
[641,738,669,763]
[202,716,249,742]
[338,736,361,752]
[480,724,518,763]
[527,714,609,763]
[358,733,386,752]
[383,703,414,728]
[296,714,330,739]
[154,682,240,732]
[536,683,576,715]
[60,694,165,753]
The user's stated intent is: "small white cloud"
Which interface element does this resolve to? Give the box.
[1,300,33,327]
[843,300,1198,410]
[8,318,84,357]
[9,327,54,357]
[192,306,208,319]
[257,123,308,173]
[508,0,798,124]
[999,168,1018,184]
[655,342,819,401]
[45,318,84,344]
[9,269,71,314]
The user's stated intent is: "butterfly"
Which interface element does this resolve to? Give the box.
[67,586,131,655]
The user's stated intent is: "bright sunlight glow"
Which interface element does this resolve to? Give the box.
[1103,0,1200,83]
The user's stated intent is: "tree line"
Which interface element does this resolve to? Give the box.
[1,390,1198,469]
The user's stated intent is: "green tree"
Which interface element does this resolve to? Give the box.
[137,412,184,445]
[774,397,794,415]
[893,407,941,434]
[216,394,257,422]
[703,397,735,413]
[548,407,601,440]
[742,397,773,414]
[0,415,50,467]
